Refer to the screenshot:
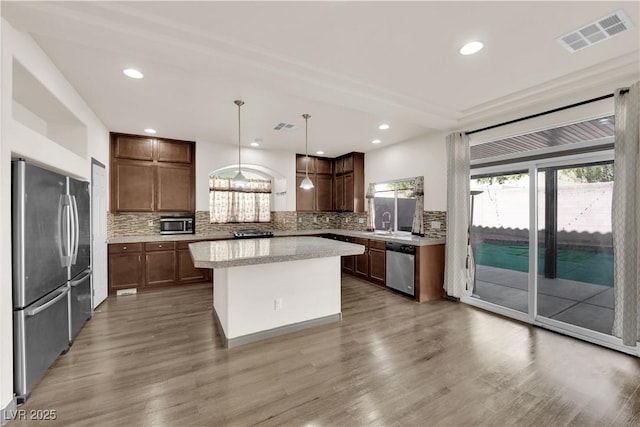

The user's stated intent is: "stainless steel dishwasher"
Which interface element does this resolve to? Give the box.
[385,242,416,296]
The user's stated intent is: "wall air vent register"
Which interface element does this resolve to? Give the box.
[557,9,634,53]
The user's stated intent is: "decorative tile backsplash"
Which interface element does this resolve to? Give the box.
[108,210,447,239]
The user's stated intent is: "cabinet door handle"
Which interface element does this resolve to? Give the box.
[138,255,141,262]
[159,244,162,248]
[123,246,127,250]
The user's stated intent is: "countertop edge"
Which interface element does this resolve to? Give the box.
[108,228,446,246]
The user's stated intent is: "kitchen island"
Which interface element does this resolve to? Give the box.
[189,236,364,348]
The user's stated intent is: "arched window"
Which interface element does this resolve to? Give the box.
[209,167,272,224]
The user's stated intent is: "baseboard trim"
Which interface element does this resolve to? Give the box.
[1,397,17,426]
[213,310,342,349]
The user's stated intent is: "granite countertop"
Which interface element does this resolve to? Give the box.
[189,236,365,268]
[108,229,446,246]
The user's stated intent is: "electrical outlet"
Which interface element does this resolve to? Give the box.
[274,298,283,311]
[298,217,302,223]
[325,217,329,223]
[147,220,153,226]
[431,221,441,229]
[358,218,364,224]
[345,217,350,223]
[313,216,317,223]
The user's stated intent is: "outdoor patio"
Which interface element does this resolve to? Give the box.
[473,264,614,335]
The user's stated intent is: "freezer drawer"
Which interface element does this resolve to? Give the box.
[14,285,70,402]
[69,270,92,342]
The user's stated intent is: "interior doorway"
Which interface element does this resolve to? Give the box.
[91,159,107,308]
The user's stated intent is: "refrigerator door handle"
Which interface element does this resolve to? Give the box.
[61,196,72,267]
[71,195,80,264]
[70,270,92,288]
[25,286,69,317]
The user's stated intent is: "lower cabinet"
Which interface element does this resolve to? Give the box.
[323,235,446,301]
[354,237,369,280]
[108,240,211,294]
[108,243,144,291]
[368,240,386,286]
[177,241,210,283]
[145,242,177,287]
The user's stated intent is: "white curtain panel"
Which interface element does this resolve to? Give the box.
[365,183,376,231]
[612,81,640,347]
[444,132,471,298]
[411,176,425,236]
[209,176,272,223]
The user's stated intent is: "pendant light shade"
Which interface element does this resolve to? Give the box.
[232,100,248,186]
[300,113,314,190]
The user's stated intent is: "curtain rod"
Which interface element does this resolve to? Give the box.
[466,89,628,135]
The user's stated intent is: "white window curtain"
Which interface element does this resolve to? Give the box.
[444,132,473,298]
[209,176,271,223]
[365,183,375,232]
[411,176,425,236]
[612,81,640,347]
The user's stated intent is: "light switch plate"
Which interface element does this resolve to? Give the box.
[358,218,364,224]
[431,221,441,229]
[147,220,153,226]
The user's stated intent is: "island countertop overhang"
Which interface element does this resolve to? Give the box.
[189,236,365,269]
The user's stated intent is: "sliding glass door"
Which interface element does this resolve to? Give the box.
[536,162,614,335]
[465,154,627,351]
[469,171,530,316]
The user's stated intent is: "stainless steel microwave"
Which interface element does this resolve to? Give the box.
[160,216,194,235]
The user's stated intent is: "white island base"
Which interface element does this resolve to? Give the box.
[213,256,341,348]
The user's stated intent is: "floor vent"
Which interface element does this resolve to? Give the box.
[273,122,298,131]
[556,9,634,53]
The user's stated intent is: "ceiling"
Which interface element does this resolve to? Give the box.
[2,1,639,157]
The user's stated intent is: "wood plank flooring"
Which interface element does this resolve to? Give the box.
[9,276,640,426]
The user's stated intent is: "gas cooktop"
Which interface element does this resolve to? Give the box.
[232,229,274,239]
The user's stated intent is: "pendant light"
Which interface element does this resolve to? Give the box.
[232,100,248,186]
[299,113,314,190]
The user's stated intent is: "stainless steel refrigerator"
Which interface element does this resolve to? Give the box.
[12,159,92,402]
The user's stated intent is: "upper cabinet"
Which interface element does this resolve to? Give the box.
[334,152,364,212]
[110,133,195,213]
[296,154,334,212]
[295,152,364,213]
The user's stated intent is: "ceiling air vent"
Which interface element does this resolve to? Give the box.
[556,9,634,53]
[273,122,298,131]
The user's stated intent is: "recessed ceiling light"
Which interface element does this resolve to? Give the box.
[378,124,390,130]
[316,151,324,155]
[371,139,381,144]
[250,142,260,147]
[123,68,144,79]
[144,128,156,134]
[459,41,484,56]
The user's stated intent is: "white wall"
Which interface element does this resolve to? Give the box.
[0,19,109,411]
[195,141,296,211]
[366,131,448,212]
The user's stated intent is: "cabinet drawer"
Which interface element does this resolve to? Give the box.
[369,239,386,250]
[145,242,176,252]
[108,243,143,254]
[354,237,368,246]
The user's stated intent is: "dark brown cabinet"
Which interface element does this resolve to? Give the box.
[177,241,210,283]
[108,244,144,292]
[144,242,176,287]
[296,152,363,213]
[368,240,386,286]
[156,163,194,212]
[296,154,333,212]
[108,240,212,294]
[334,153,363,212]
[112,160,155,212]
[110,133,195,213]
[354,237,369,280]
